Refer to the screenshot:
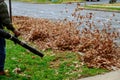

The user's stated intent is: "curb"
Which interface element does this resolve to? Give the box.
[85,8,120,13]
[78,69,120,80]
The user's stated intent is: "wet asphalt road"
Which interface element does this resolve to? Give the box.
[7,1,77,19]
[5,1,120,19]
[5,1,120,31]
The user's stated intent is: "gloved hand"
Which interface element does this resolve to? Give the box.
[13,30,20,44]
[13,29,20,37]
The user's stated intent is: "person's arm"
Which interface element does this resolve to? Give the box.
[3,23,15,31]
[0,2,14,31]
[3,23,20,37]
[0,2,20,36]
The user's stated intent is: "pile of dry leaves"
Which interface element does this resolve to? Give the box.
[13,4,120,70]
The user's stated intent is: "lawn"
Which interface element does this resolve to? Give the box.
[0,40,108,80]
[84,2,120,12]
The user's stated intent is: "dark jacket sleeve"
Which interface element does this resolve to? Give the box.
[0,1,15,31]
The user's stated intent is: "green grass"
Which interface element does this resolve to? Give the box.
[80,66,108,78]
[0,40,108,80]
[84,3,120,12]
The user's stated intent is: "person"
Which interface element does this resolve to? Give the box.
[0,0,20,75]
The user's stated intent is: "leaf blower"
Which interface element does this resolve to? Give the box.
[0,29,44,57]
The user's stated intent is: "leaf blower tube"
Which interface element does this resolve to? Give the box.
[0,29,44,57]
